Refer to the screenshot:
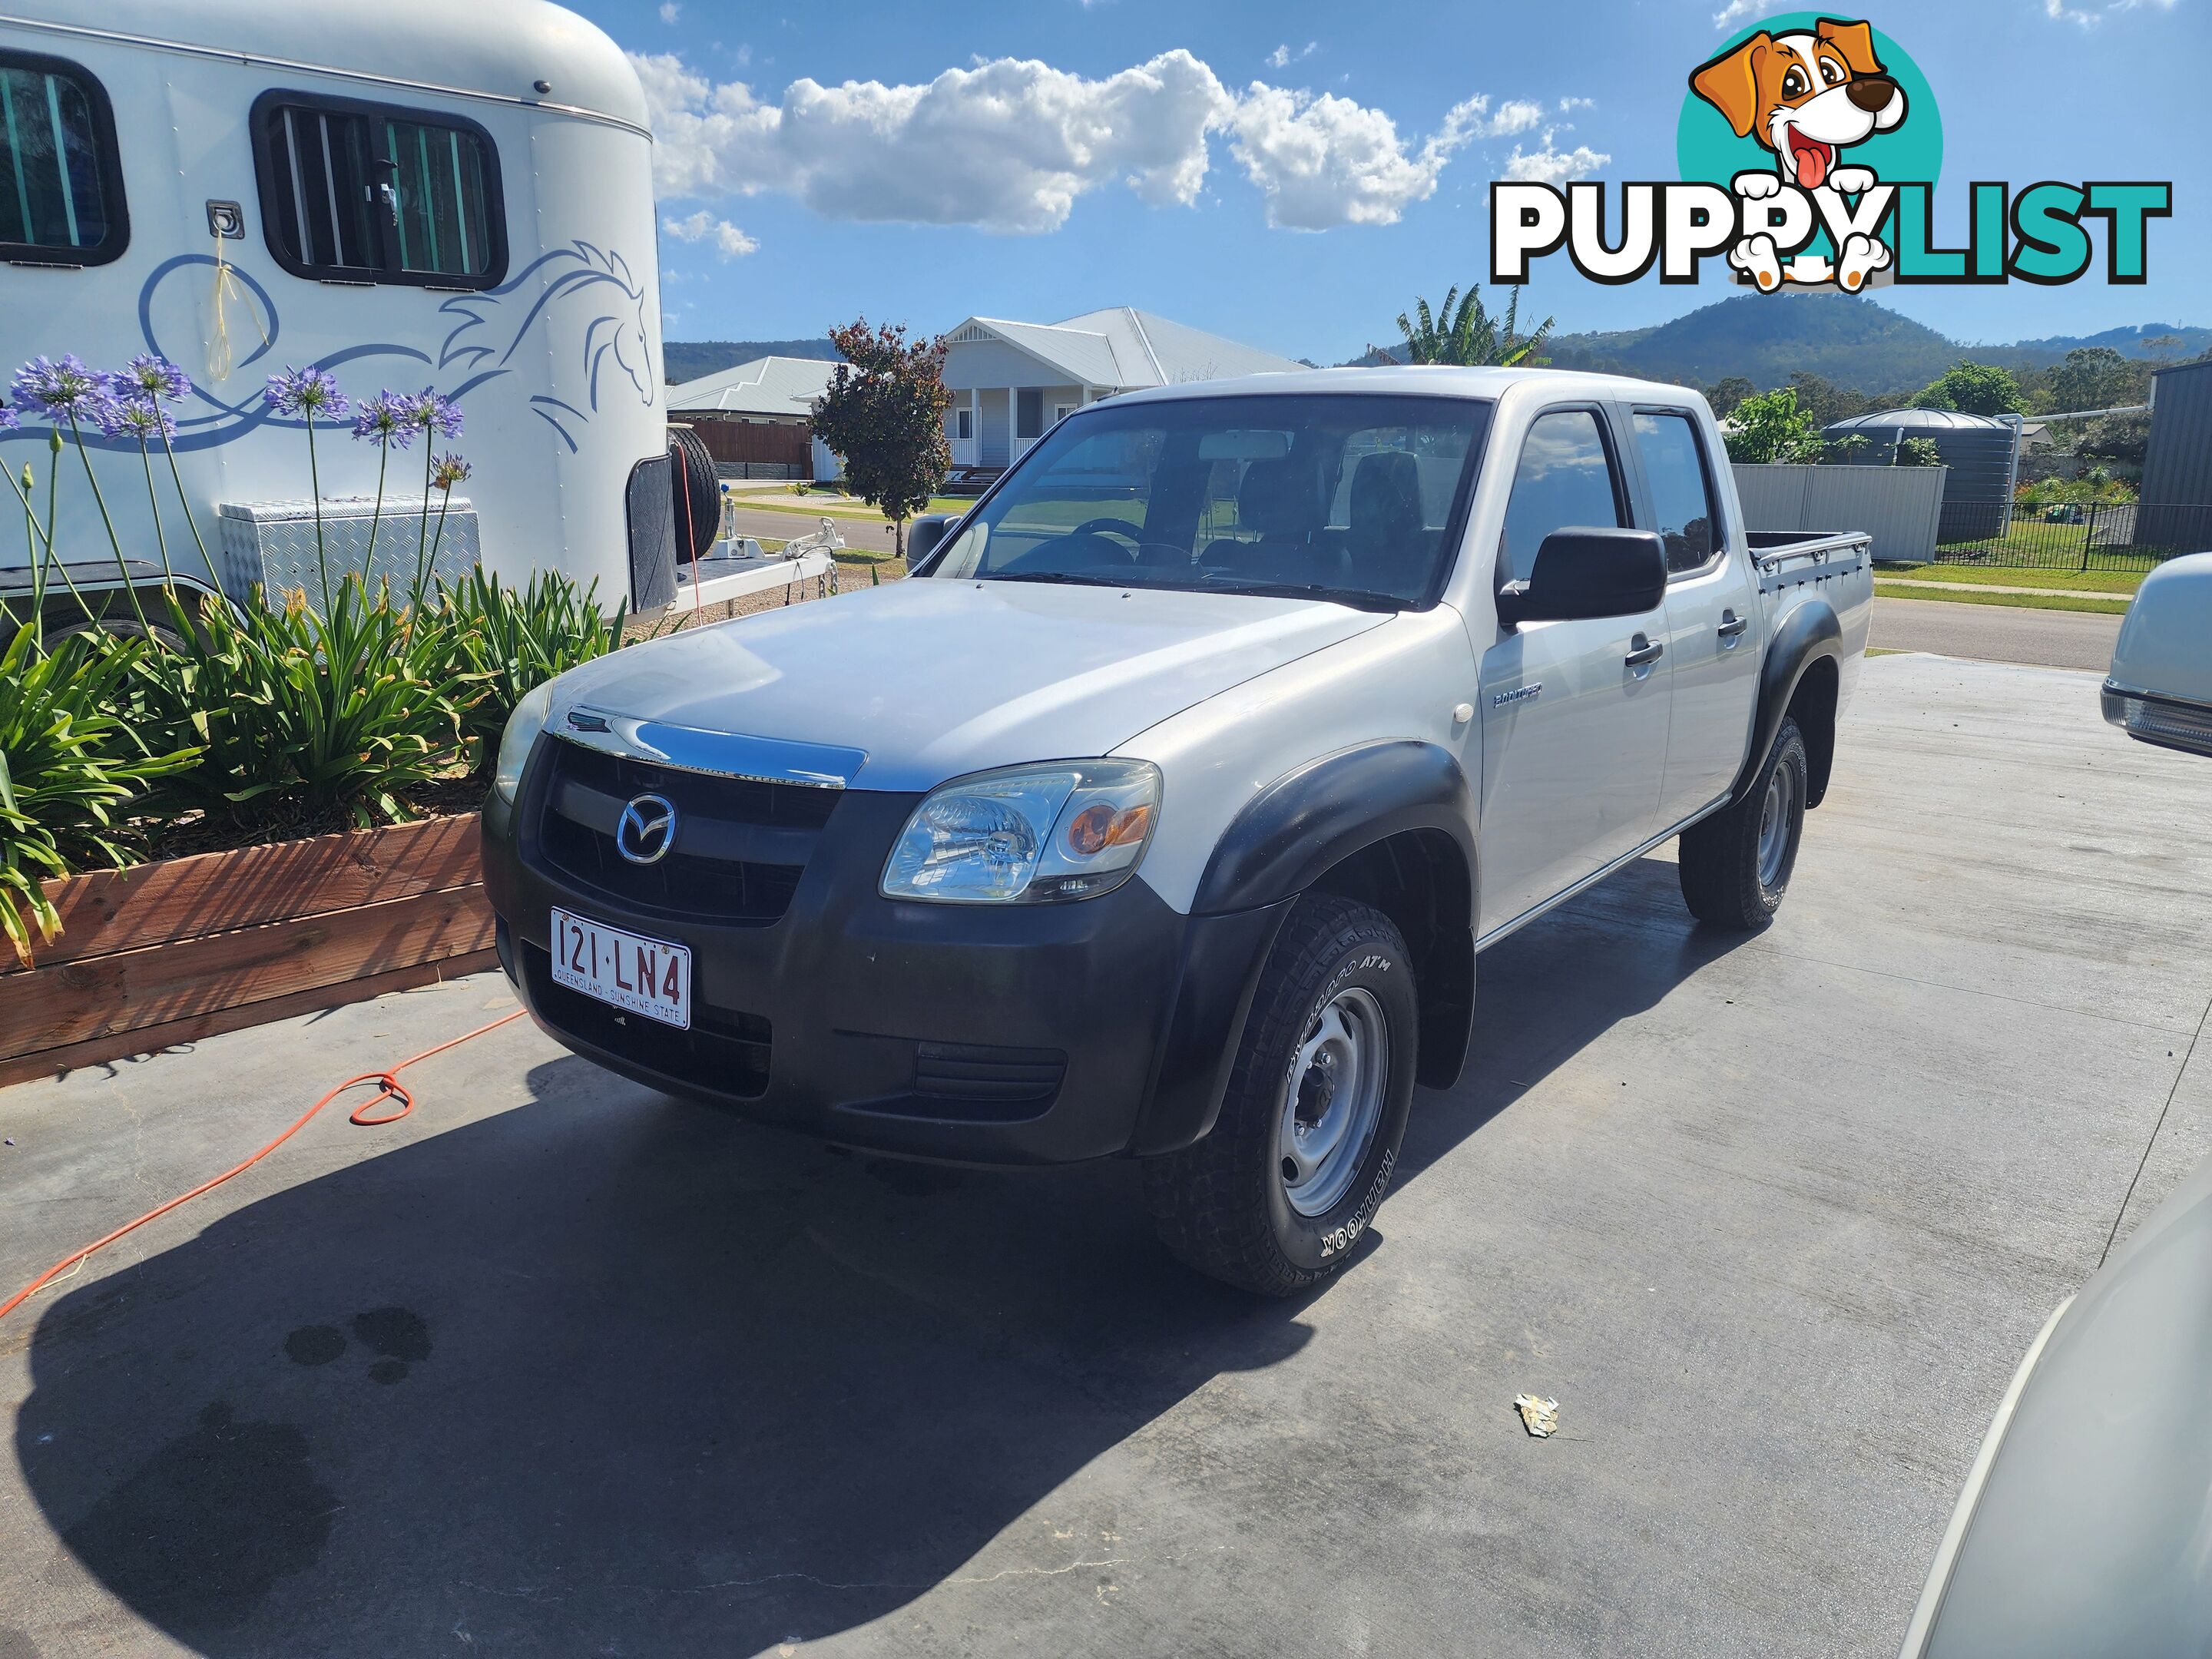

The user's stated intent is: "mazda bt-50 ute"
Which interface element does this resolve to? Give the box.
[481,368,1873,1294]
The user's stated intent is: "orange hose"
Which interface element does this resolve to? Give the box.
[0,1008,526,1323]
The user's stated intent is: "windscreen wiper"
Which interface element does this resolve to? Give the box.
[980,570,1145,588]
[1200,581,1406,613]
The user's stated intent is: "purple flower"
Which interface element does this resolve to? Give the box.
[350,390,416,449]
[406,389,463,441]
[0,402,16,433]
[430,451,472,492]
[263,365,350,420]
[96,395,177,442]
[115,353,192,405]
[12,354,107,419]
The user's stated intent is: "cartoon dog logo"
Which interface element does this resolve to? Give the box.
[1690,18,1907,292]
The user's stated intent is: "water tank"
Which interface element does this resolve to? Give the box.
[1823,408,2020,543]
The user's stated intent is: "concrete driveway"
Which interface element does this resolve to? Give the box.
[5,656,2209,1658]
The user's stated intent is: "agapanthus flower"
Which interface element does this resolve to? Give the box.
[263,365,350,420]
[114,353,192,404]
[12,354,108,419]
[0,402,16,432]
[351,389,416,448]
[406,389,463,441]
[430,451,473,491]
[96,396,177,442]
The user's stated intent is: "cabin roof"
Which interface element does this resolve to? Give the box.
[4,0,648,130]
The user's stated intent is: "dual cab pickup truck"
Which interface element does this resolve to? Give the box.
[482,368,1872,1294]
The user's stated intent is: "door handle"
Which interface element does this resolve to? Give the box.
[1717,611,1749,638]
[1624,635,1664,668]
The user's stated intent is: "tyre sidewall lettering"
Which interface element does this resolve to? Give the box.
[1268,932,1416,1275]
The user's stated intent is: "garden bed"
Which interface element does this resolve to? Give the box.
[0,813,495,1088]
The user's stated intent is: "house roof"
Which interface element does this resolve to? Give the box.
[947,308,1303,391]
[666,356,837,417]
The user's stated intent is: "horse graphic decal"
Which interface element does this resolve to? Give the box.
[90,240,656,455]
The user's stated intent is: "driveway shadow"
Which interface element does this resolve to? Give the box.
[17,856,1747,1654]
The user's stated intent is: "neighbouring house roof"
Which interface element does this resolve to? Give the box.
[667,356,837,418]
[945,308,1303,392]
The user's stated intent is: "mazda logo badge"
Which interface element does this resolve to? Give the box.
[614,793,677,865]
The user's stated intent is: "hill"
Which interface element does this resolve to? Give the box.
[1528,296,2207,394]
[1975,322,2212,372]
[1543,293,1956,393]
[664,337,839,385]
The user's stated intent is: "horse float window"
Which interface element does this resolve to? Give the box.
[251,90,506,290]
[0,49,127,267]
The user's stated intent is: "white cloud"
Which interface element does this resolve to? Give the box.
[1265,41,1318,69]
[1502,141,1609,184]
[1558,96,1593,114]
[1711,0,1761,25]
[635,48,1586,235]
[662,210,759,258]
[658,0,679,20]
[634,48,1231,231]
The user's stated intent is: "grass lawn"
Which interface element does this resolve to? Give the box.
[1876,563,2145,595]
[1874,582,2132,616]
[737,492,975,520]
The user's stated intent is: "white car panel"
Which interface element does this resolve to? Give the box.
[1118,608,1479,915]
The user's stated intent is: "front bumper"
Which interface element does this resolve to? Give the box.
[482,749,1286,1165]
[2101,678,2212,760]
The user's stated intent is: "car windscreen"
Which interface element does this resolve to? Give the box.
[929,393,1493,609]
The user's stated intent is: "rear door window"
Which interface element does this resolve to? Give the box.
[253,91,504,287]
[0,51,126,266]
[1631,410,1724,575]
[1498,409,1626,584]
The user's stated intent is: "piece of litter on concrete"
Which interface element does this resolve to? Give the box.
[1515,1394,1559,1437]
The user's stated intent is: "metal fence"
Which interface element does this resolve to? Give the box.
[1932,502,2212,571]
[1733,462,1947,564]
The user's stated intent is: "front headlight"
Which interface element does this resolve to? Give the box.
[881,760,1160,903]
[492,680,555,804]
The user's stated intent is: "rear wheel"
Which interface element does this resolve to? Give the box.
[1144,894,1416,1296]
[1677,715,1808,930]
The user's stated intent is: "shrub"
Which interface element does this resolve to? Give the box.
[0,621,197,962]
[133,579,481,839]
[1724,389,1823,464]
[432,567,625,771]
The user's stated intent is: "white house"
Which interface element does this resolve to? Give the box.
[941,309,1306,470]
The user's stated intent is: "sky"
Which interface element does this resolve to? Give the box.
[561,0,2211,363]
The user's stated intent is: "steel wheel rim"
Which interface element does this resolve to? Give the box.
[1278,985,1389,1218]
[1757,761,1794,889]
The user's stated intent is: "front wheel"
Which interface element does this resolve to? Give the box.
[1677,715,1809,930]
[1143,894,1416,1296]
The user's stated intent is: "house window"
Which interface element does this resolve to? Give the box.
[0,51,127,266]
[251,90,505,288]
[1016,389,1044,443]
[1055,403,1075,426]
[955,408,973,440]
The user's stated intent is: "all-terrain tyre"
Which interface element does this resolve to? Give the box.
[1143,894,1416,1296]
[1677,714,1809,930]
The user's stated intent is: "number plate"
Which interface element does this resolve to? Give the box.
[549,908,692,1029]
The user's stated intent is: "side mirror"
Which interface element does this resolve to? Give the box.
[1497,528,1667,627]
[906,514,953,572]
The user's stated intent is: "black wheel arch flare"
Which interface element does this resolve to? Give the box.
[1131,741,1480,1155]
[1735,599,1845,809]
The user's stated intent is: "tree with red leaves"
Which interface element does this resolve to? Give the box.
[811,319,952,562]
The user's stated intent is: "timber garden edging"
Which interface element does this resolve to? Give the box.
[0,815,495,1088]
